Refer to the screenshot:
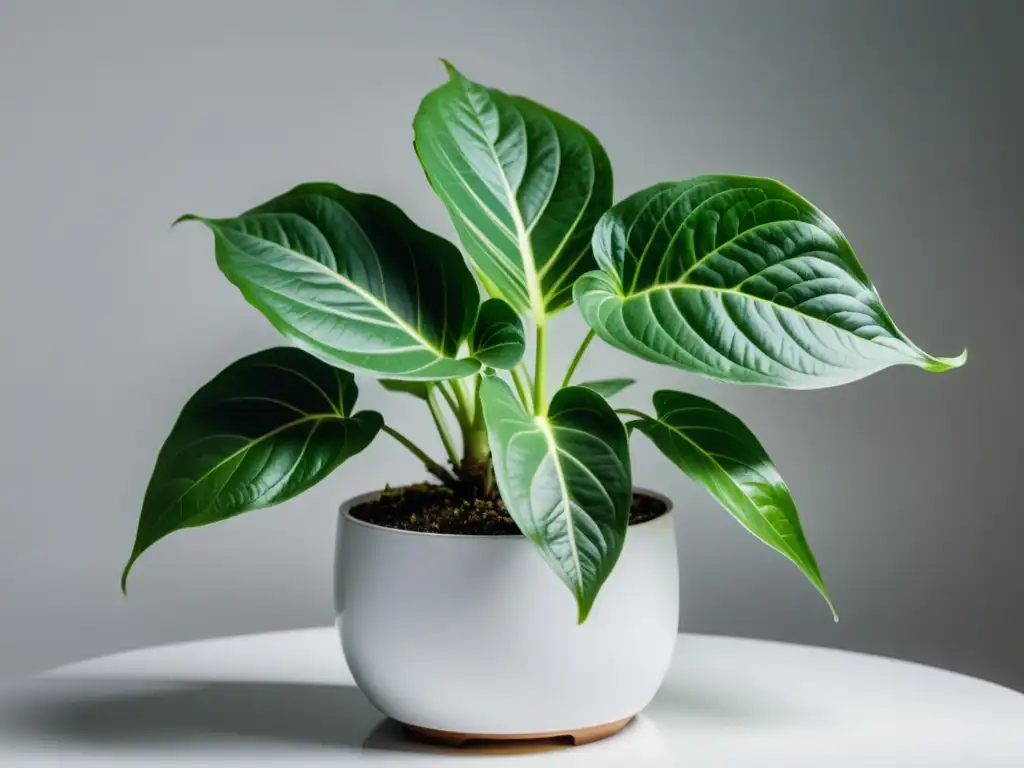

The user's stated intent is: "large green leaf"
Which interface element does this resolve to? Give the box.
[180,183,481,381]
[575,176,966,388]
[627,390,834,617]
[480,377,631,622]
[414,62,613,318]
[470,298,525,369]
[122,347,382,591]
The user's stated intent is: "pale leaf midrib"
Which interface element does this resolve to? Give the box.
[449,88,546,321]
[155,412,346,530]
[535,417,584,594]
[621,281,908,364]
[652,417,816,578]
[222,219,448,358]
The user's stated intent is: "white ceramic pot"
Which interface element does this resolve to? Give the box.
[334,488,679,741]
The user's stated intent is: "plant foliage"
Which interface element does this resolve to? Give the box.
[125,63,965,623]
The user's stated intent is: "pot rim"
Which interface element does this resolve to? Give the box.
[340,486,673,540]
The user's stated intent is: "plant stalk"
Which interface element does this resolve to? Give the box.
[437,381,460,417]
[562,329,596,388]
[533,323,548,416]
[453,375,489,465]
[382,424,457,484]
[427,385,460,469]
[451,377,475,427]
[510,364,533,411]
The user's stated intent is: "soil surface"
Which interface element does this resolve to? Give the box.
[350,483,668,535]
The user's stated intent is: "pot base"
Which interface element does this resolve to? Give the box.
[404,715,634,747]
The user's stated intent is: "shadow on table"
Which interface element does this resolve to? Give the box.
[1,677,673,760]
[1,678,406,752]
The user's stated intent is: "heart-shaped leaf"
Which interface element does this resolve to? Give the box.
[180,183,481,381]
[470,298,525,369]
[577,378,636,399]
[627,390,834,618]
[480,377,631,622]
[122,347,382,591]
[575,176,966,388]
[414,62,613,319]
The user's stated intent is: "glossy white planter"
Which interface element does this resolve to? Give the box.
[334,489,679,739]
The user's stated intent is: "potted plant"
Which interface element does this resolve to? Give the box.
[123,62,965,745]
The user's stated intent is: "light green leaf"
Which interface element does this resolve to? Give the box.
[575,176,966,388]
[123,347,382,591]
[577,378,636,399]
[470,298,525,369]
[414,61,613,318]
[480,377,631,622]
[180,183,481,381]
[628,390,835,618]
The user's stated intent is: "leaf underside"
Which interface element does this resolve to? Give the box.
[480,377,632,622]
[414,62,613,318]
[123,347,382,590]
[576,176,966,388]
[576,378,636,399]
[629,389,835,618]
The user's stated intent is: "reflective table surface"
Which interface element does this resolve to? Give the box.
[1,625,1022,766]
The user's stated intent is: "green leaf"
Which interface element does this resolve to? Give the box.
[179,182,481,381]
[575,176,966,388]
[628,390,835,618]
[470,298,525,369]
[414,61,613,318]
[480,377,631,622]
[379,379,429,400]
[122,347,382,591]
[577,378,636,399]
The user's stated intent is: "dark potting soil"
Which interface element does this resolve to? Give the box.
[349,483,669,535]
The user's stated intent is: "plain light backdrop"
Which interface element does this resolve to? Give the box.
[1,0,1021,690]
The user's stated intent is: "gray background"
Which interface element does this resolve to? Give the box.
[1,0,1021,691]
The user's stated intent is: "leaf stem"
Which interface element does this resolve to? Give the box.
[533,323,548,416]
[510,364,533,411]
[382,424,457,484]
[451,378,475,427]
[427,385,461,468]
[561,329,596,388]
[438,381,460,417]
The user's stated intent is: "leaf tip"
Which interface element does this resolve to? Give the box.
[439,58,460,80]
[922,347,968,373]
[575,593,596,625]
[172,213,202,228]
[819,589,839,623]
[120,559,134,596]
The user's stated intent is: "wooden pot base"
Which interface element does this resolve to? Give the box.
[404,715,634,748]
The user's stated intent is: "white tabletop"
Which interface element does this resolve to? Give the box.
[0,627,1021,767]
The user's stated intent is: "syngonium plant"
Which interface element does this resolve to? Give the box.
[122,62,966,622]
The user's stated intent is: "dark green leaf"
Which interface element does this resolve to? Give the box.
[379,379,429,401]
[575,176,966,388]
[470,298,525,369]
[179,183,481,380]
[628,390,834,618]
[480,378,631,622]
[577,378,635,399]
[414,61,613,318]
[123,347,382,591]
